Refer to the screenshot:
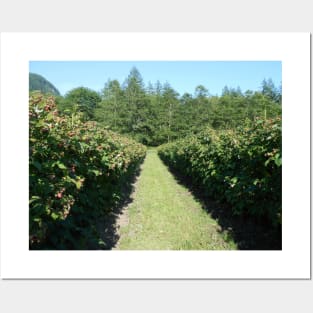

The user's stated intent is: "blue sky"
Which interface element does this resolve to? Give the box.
[29,61,281,97]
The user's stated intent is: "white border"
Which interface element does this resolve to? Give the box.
[0,33,310,279]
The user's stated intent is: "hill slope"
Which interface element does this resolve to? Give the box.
[29,73,60,96]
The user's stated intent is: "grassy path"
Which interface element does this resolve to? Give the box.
[117,149,237,250]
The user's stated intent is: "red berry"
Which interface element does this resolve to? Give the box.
[56,192,62,199]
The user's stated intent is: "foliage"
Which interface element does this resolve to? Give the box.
[58,87,102,121]
[51,67,281,147]
[30,68,282,147]
[92,68,281,146]
[158,117,282,227]
[29,92,146,249]
[29,73,60,96]
[261,78,282,104]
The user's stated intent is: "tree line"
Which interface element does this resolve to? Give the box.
[33,67,282,146]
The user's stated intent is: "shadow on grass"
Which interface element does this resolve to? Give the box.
[89,166,143,250]
[165,165,282,250]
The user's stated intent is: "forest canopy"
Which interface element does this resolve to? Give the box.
[32,67,282,146]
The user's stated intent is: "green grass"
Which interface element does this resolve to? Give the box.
[117,149,237,250]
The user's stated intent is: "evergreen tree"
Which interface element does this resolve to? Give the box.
[94,79,124,131]
[88,69,282,146]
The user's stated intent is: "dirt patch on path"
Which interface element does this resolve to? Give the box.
[91,164,143,250]
[111,201,130,250]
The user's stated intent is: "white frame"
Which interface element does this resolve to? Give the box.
[0,33,310,279]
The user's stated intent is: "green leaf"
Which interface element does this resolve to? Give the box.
[98,239,106,247]
[68,177,83,189]
[75,180,83,189]
[231,177,238,184]
[56,161,67,169]
[91,169,101,176]
[274,157,282,167]
[51,212,59,220]
[29,196,41,204]
[32,161,42,171]
[101,155,109,163]
[253,179,260,185]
